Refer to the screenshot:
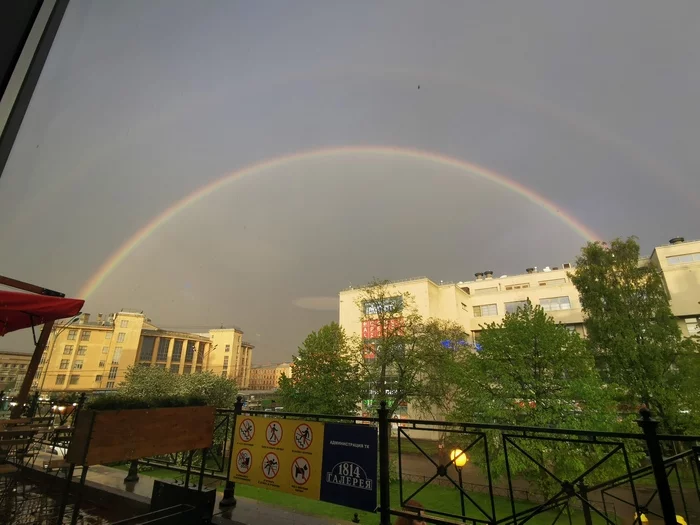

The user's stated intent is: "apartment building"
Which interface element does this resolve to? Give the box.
[248,363,292,390]
[35,311,254,393]
[339,237,700,416]
[0,351,31,395]
[206,328,254,388]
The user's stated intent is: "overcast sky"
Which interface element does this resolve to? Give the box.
[2,0,700,362]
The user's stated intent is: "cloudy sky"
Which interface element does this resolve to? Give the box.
[2,0,700,361]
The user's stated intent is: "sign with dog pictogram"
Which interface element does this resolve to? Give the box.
[230,415,376,509]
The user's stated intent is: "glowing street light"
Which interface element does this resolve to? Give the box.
[450,449,469,521]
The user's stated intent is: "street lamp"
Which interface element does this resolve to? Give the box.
[450,448,469,521]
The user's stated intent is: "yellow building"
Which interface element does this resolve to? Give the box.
[248,363,292,390]
[205,328,254,388]
[0,351,31,395]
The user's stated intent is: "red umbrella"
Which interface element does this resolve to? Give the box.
[0,290,84,336]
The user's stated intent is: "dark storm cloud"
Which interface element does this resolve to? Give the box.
[1,0,699,360]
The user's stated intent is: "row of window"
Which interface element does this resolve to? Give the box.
[667,252,700,265]
[474,296,572,317]
[138,338,205,364]
[0,363,26,369]
[66,330,127,342]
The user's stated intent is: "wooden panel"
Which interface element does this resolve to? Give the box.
[67,406,215,466]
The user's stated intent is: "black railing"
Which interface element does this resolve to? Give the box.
[4,394,699,525]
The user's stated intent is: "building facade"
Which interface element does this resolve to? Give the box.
[0,351,31,395]
[206,329,254,388]
[339,237,700,417]
[248,363,292,390]
[35,311,254,393]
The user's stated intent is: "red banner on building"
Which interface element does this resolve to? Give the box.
[361,317,403,340]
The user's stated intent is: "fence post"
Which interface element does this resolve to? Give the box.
[637,407,676,524]
[577,480,593,525]
[124,460,139,483]
[220,395,243,508]
[378,401,391,525]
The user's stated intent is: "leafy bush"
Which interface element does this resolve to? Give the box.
[87,393,206,411]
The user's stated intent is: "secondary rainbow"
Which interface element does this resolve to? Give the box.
[79,146,600,299]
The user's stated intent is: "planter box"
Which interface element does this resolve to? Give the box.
[66,406,216,466]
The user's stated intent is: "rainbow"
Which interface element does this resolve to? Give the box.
[79,146,600,298]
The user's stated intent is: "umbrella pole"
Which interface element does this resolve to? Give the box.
[12,320,54,418]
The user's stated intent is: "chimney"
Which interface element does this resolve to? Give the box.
[669,237,685,245]
[526,267,535,274]
[97,313,103,324]
[79,313,90,324]
[474,272,484,281]
[484,270,494,280]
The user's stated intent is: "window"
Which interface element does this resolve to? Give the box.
[540,296,572,311]
[686,317,699,336]
[67,330,77,340]
[81,330,91,341]
[197,342,205,364]
[98,361,105,368]
[108,366,118,380]
[183,365,192,375]
[69,375,80,385]
[73,360,83,370]
[105,332,112,340]
[139,337,155,361]
[59,359,69,370]
[185,342,195,363]
[120,320,129,328]
[505,300,528,314]
[77,346,87,355]
[170,364,180,374]
[117,332,126,343]
[225,344,230,352]
[106,381,115,389]
[55,374,66,385]
[63,345,73,355]
[95,375,103,382]
[223,356,229,369]
[505,283,530,290]
[195,365,202,373]
[539,278,566,286]
[112,347,122,365]
[667,252,700,265]
[10,364,16,368]
[157,338,169,361]
[473,286,499,295]
[102,346,109,354]
[172,340,183,362]
[473,304,498,317]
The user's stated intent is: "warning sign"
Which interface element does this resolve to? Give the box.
[262,452,280,479]
[236,449,252,474]
[230,415,324,499]
[266,421,283,446]
[239,419,255,442]
[292,457,311,485]
[294,424,313,450]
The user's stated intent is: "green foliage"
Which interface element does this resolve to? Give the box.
[355,279,469,418]
[87,394,206,411]
[570,237,699,433]
[111,365,238,409]
[278,323,363,415]
[451,301,639,495]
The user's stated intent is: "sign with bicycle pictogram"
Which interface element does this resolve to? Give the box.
[239,418,255,442]
[230,415,376,510]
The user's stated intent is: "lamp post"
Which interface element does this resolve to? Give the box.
[450,448,469,521]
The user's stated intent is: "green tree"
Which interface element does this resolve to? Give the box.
[451,302,630,494]
[570,237,699,432]
[278,323,363,415]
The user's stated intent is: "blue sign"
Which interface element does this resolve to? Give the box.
[320,423,378,511]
